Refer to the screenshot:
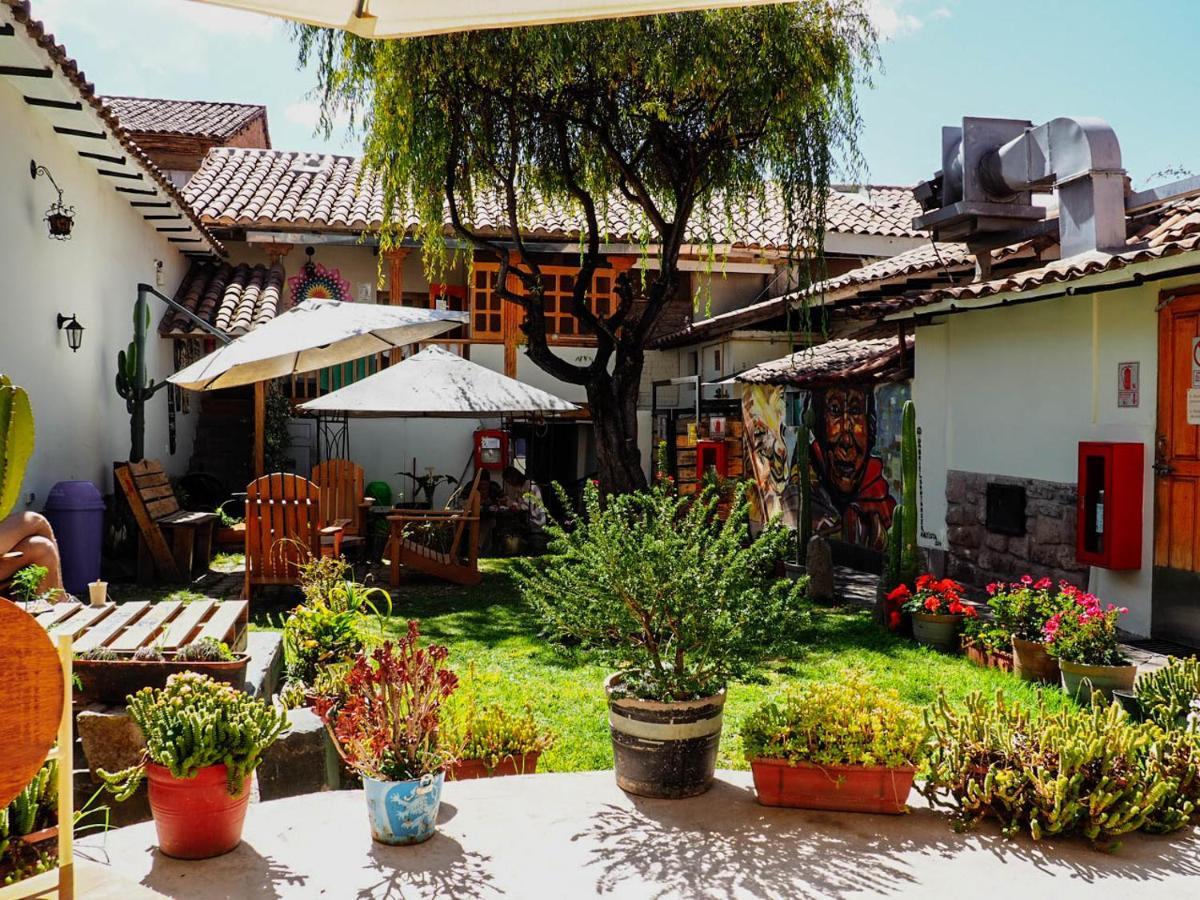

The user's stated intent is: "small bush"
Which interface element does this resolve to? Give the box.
[131,645,164,662]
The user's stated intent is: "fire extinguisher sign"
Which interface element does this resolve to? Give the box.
[1117,361,1139,408]
[1192,338,1200,388]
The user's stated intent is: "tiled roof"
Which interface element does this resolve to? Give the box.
[184,147,923,245]
[102,96,267,141]
[2,2,223,256]
[161,261,287,337]
[736,335,913,387]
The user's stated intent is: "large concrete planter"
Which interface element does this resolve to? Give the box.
[1011,637,1060,684]
[911,612,963,653]
[605,674,725,799]
[750,759,916,814]
[1059,660,1137,704]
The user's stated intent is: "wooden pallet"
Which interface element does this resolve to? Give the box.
[36,599,248,654]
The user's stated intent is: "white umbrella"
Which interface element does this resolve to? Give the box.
[299,345,578,417]
[187,0,784,38]
[169,300,467,391]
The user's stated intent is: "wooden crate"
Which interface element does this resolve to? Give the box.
[37,599,248,654]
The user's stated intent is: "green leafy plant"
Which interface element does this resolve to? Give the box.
[516,479,807,702]
[962,618,1009,653]
[98,672,290,800]
[741,675,925,768]
[0,374,35,521]
[985,576,1076,643]
[175,637,235,663]
[8,565,57,605]
[1136,657,1200,730]
[444,668,554,769]
[397,470,458,506]
[922,689,1200,849]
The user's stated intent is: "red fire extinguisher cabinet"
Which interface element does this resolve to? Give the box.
[696,440,728,479]
[1076,441,1143,570]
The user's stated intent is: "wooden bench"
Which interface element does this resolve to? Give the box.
[387,472,482,586]
[114,460,217,583]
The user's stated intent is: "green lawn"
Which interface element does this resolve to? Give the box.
[307,559,1073,773]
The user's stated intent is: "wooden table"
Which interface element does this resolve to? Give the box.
[34,598,249,654]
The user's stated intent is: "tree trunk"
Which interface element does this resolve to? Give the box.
[586,363,647,496]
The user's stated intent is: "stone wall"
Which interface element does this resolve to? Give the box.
[944,470,1088,590]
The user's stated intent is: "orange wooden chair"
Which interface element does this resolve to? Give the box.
[387,472,482,586]
[311,458,373,557]
[242,474,343,600]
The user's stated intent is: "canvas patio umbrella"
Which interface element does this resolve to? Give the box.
[169,300,467,391]
[189,0,784,39]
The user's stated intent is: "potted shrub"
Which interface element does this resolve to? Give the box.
[742,677,924,814]
[98,672,290,859]
[517,480,805,798]
[987,576,1073,683]
[890,575,976,652]
[1043,595,1136,703]
[315,621,458,845]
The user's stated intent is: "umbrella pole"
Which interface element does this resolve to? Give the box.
[254,381,266,477]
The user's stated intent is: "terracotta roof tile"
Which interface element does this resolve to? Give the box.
[185,147,923,245]
[162,261,287,337]
[101,96,266,141]
[736,334,913,386]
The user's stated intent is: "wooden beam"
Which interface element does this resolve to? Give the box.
[130,200,171,208]
[0,23,15,36]
[155,226,192,233]
[253,382,266,477]
[385,248,409,363]
[53,125,105,140]
[168,237,203,244]
[98,168,143,181]
[79,150,125,165]
[143,214,183,221]
[0,65,51,78]
[24,96,81,111]
[116,187,158,195]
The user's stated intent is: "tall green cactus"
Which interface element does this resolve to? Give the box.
[115,290,167,463]
[899,399,918,584]
[0,374,35,521]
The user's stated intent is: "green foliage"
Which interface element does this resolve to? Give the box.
[962,617,1009,653]
[1137,657,1200,730]
[176,637,235,663]
[741,675,924,768]
[114,292,167,463]
[262,384,292,475]
[444,667,554,768]
[922,690,1200,849]
[98,672,289,800]
[9,565,50,604]
[0,374,34,521]
[516,480,807,701]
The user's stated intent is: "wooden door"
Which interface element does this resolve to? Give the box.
[1153,287,1200,642]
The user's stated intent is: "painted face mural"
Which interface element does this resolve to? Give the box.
[822,387,870,496]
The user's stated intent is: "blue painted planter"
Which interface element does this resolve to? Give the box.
[363,772,444,845]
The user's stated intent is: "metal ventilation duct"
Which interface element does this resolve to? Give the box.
[912,116,1127,259]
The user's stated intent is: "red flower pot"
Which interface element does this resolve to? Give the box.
[961,637,988,668]
[146,763,251,859]
[448,752,541,781]
[750,759,916,814]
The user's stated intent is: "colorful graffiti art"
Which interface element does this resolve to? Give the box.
[741,385,799,529]
[808,385,897,551]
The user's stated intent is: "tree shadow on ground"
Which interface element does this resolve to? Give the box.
[135,841,307,900]
[571,778,1200,899]
[356,831,500,899]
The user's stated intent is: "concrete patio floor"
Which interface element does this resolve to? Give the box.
[73,770,1200,899]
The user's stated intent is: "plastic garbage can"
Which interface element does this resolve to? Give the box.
[43,480,105,597]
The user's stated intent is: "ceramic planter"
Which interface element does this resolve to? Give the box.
[363,772,444,845]
[911,612,963,653]
[1059,660,1137,704]
[145,763,251,859]
[448,752,540,781]
[750,759,916,814]
[1011,637,1060,684]
[605,673,725,799]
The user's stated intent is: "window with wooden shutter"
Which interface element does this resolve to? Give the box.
[469,263,617,343]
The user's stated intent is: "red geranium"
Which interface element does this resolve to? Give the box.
[896,573,977,617]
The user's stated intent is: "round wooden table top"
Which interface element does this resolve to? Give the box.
[0,598,64,808]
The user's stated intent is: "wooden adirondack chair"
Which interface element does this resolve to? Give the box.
[387,472,482,586]
[311,459,373,556]
[243,474,344,600]
[114,460,217,583]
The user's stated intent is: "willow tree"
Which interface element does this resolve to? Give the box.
[298,4,875,494]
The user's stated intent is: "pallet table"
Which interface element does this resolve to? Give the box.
[35,598,249,653]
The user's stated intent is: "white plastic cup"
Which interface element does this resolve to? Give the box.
[88,580,108,607]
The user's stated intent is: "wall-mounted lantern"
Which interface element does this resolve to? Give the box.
[30,160,75,240]
[57,313,84,352]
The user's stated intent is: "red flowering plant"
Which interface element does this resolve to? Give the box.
[1042,590,1130,666]
[888,574,977,618]
[985,575,1077,643]
[314,620,459,782]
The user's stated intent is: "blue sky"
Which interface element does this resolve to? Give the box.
[32,0,1200,187]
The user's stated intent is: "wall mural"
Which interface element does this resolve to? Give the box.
[288,262,351,304]
[742,381,905,552]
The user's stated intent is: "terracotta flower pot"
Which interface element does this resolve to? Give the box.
[1059,660,1137,704]
[988,648,1014,673]
[961,636,988,668]
[145,763,251,860]
[448,752,541,780]
[750,759,916,814]
[1011,637,1060,684]
[605,673,725,799]
[911,612,963,653]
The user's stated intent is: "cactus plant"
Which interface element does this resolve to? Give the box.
[132,645,165,662]
[898,399,918,585]
[98,671,290,800]
[114,290,167,463]
[175,637,235,663]
[0,374,35,521]
[1137,657,1200,730]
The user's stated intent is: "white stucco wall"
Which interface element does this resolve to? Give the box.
[0,76,195,509]
[914,280,1171,635]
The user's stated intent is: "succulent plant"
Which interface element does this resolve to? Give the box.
[78,647,119,662]
[114,290,167,463]
[132,645,165,662]
[175,637,235,663]
[0,374,35,521]
[1137,657,1200,730]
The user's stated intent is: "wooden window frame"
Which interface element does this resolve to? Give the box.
[468,262,616,346]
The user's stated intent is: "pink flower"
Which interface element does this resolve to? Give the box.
[986,582,999,596]
[1020,575,1033,586]
[1034,577,1052,590]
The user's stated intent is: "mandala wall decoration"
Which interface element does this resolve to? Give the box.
[288,249,351,303]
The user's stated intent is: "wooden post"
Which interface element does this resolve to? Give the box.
[55,634,73,900]
[254,381,266,477]
[384,248,410,363]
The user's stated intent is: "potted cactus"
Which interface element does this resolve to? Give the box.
[315,621,458,845]
[889,574,977,652]
[743,677,925,814]
[98,672,290,859]
[1133,657,1200,728]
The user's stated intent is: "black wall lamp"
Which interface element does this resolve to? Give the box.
[31,160,75,240]
[57,313,84,352]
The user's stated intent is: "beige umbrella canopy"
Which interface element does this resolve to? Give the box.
[187,0,783,38]
[168,300,467,392]
[299,345,578,418]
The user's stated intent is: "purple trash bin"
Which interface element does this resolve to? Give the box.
[43,480,105,597]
